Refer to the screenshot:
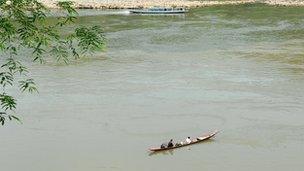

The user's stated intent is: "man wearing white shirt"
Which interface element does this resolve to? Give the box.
[186,137,191,144]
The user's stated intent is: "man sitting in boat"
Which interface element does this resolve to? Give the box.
[160,139,174,148]
[160,143,167,149]
[167,139,174,148]
[186,137,191,144]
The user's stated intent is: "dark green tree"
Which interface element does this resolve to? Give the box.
[0,0,105,125]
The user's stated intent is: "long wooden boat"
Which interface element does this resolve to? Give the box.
[149,130,219,152]
[130,7,187,14]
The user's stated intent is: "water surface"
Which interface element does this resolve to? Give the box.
[1,4,304,171]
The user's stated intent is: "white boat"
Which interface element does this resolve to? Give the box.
[130,7,187,14]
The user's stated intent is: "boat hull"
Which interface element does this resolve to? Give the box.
[149,131,218,152]
[130,10,187,14]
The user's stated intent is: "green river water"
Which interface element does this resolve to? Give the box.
[1,4,304,171]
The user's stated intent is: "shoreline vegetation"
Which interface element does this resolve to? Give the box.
[38,0,304,9]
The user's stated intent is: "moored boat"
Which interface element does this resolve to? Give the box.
[149,130,219,152]
[130,7,187,14]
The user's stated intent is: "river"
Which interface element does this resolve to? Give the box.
[1,4,304,171]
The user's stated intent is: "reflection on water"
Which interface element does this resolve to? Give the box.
[149,149,175,156]
[0,4,304,171]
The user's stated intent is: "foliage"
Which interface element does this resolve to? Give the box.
[0,0,105,125]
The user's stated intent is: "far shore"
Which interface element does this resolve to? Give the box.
[38,0,304,9]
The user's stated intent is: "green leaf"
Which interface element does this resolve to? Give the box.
[10,115,22,123]
[0,93,16,111]
[0,72,14,87]
[19,79,38,93]
[57,1,78,15]
[75,26,105,53]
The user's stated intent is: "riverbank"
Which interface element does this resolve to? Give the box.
[39,0,304,9]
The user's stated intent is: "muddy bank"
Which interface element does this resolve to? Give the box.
[264,0,304,6]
